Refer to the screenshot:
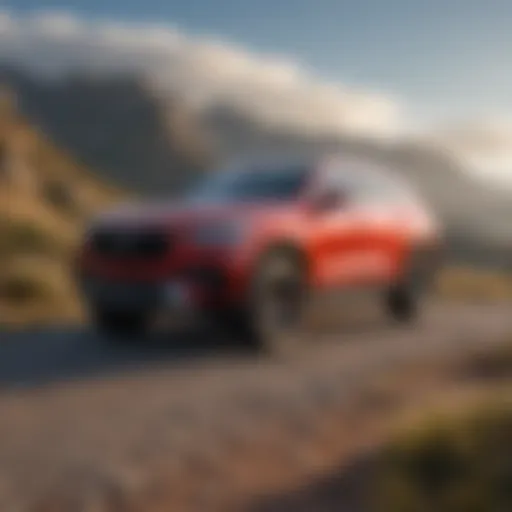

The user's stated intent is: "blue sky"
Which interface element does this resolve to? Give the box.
[4,0,512,121]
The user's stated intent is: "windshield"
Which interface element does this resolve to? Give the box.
[185,165,310,203]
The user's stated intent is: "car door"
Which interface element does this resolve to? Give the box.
[327,163,391,288]
[305,162,366,290]
[350,165,409,286]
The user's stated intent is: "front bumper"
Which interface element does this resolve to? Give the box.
[78,258,239,312]
[80,277,195,312]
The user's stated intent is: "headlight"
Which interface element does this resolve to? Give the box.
[190,221,245,247]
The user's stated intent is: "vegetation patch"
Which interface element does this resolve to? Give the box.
[0,216,72,260]
[435,266,512,301]
[41,179,81,216]
[374,398,512,512]
[0,258,70,303]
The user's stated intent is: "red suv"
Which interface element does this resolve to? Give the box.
[77,154,442,350]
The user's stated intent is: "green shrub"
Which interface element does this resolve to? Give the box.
[0,272,53,303]
[436,267,512,301]
[0,217,70,259]
[374,401,512,512]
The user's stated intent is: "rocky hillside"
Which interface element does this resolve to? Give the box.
[0,86,122,326]
[0,67,213,195]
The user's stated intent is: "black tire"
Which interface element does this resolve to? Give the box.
[385,282,419,323]
[92,307,150,341]
[209,248,308,354]
[246,248,309,354]
[384,248,430,324]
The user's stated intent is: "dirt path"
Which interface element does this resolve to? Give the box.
[0,300,510,511]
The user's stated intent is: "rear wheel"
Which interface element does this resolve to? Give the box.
[384,250,431,324]
[385,282,419,323]
[92,307,150,341]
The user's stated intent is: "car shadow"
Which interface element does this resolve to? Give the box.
[0,324,252,391]
[0,302,394,391]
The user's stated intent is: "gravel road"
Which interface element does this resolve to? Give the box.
[0,300,510,511]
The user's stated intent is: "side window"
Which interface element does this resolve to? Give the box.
[352,165,417,206]
[315,165,349,195]
[317,159,418,206]
[322,161,362,197]
[324,161,377,204]
[355,168,389,204]
[348,168,375,203]
[378,172,419,205]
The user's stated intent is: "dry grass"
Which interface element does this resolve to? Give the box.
[367,337,512,512]
[435,266,512,301]
[0,256,83,326]
[0,214,74,259]
[0,103,121,328]
[373,394,512,512]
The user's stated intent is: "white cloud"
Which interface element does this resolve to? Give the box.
[428,118,512,154]
[1,9,512,185]
[421,118,512,185]
[0,9,405,139]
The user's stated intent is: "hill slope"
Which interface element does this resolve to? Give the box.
[1,67,213,195]
[0,87,122,326]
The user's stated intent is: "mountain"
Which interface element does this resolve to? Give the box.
[1,67,511,268]
[0,66,213,195]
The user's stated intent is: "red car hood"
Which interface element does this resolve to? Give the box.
[91,199,295,230]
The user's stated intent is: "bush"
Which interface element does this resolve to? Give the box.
[0,217,71,260]
[42,179,81,215]
[374,401,512,512]
[0,257,83,325]
[436,267,512,301]
[0,272,54,304]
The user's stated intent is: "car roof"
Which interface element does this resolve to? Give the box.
[220,152,316,173]
[217,151,411,188]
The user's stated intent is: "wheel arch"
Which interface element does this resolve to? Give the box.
[399,240,444,291]
[255,239,311,282]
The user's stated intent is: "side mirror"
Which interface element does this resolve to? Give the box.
[308,189,346,213]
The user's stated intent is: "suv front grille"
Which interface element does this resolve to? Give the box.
[182,265,227,291]
[90,229,171,259]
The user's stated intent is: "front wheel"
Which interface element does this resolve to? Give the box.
[246,249,309,354]
[209,249,308,355]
